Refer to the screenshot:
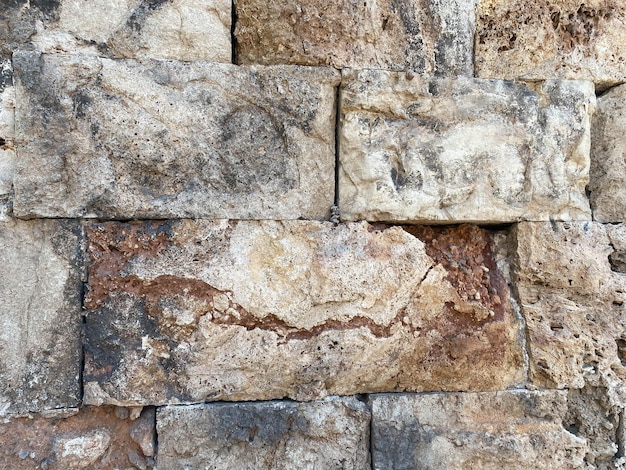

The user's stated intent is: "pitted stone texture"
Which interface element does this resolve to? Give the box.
[0,218,83,416]
[370,391,588,470]
[0,57,14,197]
[476,1,626,89]
[235,0,475,75]
[13,52,338,220]
[339,70,593,223]
[156,397,370,469]
[590,83,626,223]
[1,0,230,61]
[83,220,523,406]
[0,406,155,469]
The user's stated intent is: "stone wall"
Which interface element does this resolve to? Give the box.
[1,1,626,468]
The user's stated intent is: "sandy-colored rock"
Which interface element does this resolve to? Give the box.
[339,69,594,223]
[0,406,155,469]
[0,218,83,416]
[0,57,13,198]
[589,83,626,223]
[157,397,370,469]
[13,52,338,219]
[235,0,475,74]
[370,391,588,469]
[83,220,524,406]
[0,0,230,61]
[475,0,626,90]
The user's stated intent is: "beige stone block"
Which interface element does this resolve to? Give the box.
[83,220,524,406]
[339,69,594,223]
[13,52,338,220]
[475,0,626,89]
[156,398,370,469]
[0,57,14,198]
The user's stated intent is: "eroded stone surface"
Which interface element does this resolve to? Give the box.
[339,69,594,223]
[0,406,155,469]
[13,52,338,219]
[1,0,230,61]
[157,397,370,469]
[476,0,626,89]
[235,0,475,74]
[589,83,626,222]
[0,218,83,416]
[83,220,523,406]
[0,57,14,197]
[370,391,587,469]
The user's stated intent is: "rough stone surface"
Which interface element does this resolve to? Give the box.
[0,0,230,61]
[0,218,83,416]
[0,406,155,469]
[83,220,524,406]
[370,391,588,469]
[0,57,14,197]
[235,0,475,74]
[475,0,626,89]
[339,70,594,223]
[156,397,370,469]
[13,52,338,219]
[589,83,626,223]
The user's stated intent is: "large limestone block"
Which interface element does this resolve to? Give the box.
[0,406,155,469]
[156,397,370,469]
[475,1,626,89]
[0,218,83,416]
[590,83,626,223]
[0,57,13,198]
[235,0,475,74]
[83,220,524,406]
[1,0,230,61]
[339,69,594,223]
[13,52,338,219]
[370,391,588,469]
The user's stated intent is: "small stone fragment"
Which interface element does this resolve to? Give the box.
[53,429,111,469]
[130,408,155,458]
[156,397,371,469]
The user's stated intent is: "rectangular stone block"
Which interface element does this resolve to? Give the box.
[0,406,155,469]
[476,0,626,90]
[339,69,594,223]
[0,218,83,416]
[13,52,338,219]
[0,57,14,198]
[1,0,231,61]
[589,83,626,223]
[156,397,370,469]
[83,220,524,406]
[370,391,588,469]
[235,0,475,74]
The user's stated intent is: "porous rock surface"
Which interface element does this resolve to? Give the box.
[0,56,13,198]
[370,391,587,469]
[156,397,370,469]
[235,0,475,74]
[475,0,626,89]
[0,218,83,416]
[339,69,594,223]
[82,220,524,406]
[13,52,338,219]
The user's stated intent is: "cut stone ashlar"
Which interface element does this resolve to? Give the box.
[12,52,338,220]
[83,219,524,406]
[339,69,594,224]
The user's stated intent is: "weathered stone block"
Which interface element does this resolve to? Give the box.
[589,83,626,223]
[0,218,83,416]
[339,69,594,223]
[0,57,14,198]
[370,391,588,469]
[1,0,231,61]
[13,52,338,219]
[235,0,475,74]
[0,406,155,469]
[83,220,523,406]
[156,397,370,469]
[475,0,626,89]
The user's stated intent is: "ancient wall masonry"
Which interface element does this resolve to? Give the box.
[1,0,626,468]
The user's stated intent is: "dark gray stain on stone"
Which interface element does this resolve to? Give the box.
[371,400,421,470]
[127,0,172,32]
